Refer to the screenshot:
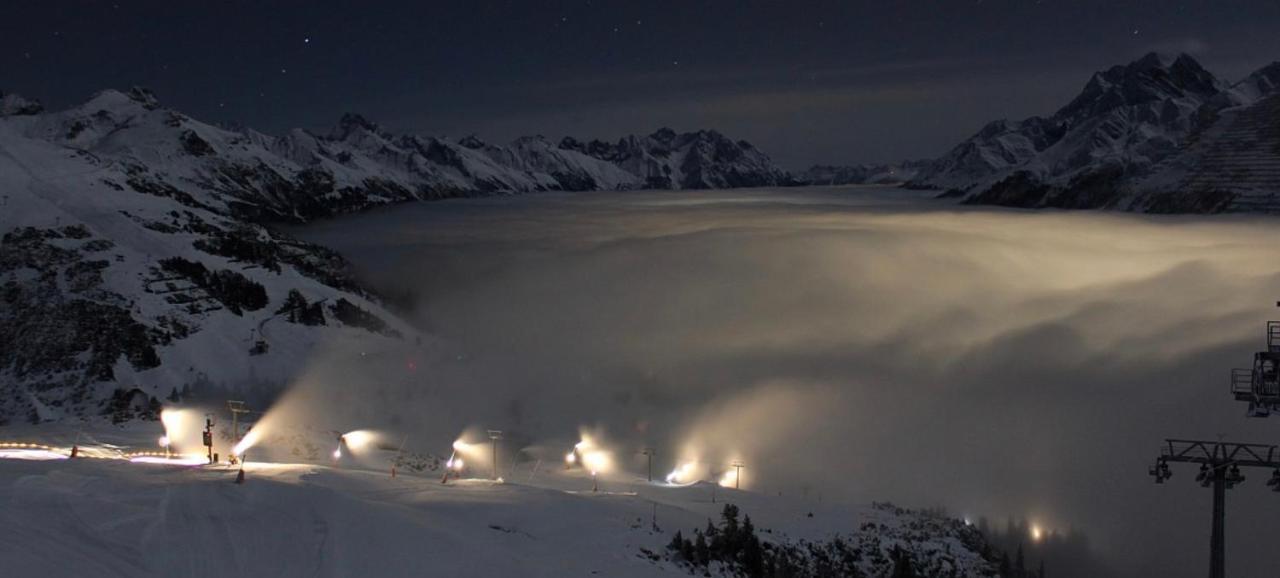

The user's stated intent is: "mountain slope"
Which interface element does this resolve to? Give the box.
[0,99,415,424]
[0,88,794,424]
[0,433,1003,578]
[911,53,1280,212]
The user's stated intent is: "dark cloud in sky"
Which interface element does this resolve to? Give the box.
[5,1,1277,166]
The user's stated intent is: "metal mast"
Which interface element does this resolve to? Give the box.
[1148,439,1280,578]
[487,430,503,480]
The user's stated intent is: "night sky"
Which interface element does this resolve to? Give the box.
[5,1,1280,168]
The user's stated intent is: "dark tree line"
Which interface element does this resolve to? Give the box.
[103,387,161,424]
[668,504,771,576]
[159,257,268,315]
[276,290,326,325]
[974,515,1108,578]
[665,504,943,578]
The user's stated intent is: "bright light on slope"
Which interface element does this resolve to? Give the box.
[131,455,208,466]
[570,432,613,475]
[0,449,69,461]
[159,408,202,453]
[233,428,261,457]
[340,430,377,453]
[582,449,612,475]
[666,461,700,484]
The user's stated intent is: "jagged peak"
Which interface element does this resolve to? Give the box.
[558,136,584,151]
[1055,51,1220,121]
[78,87,161,114]
[1235,61,1280,98]
[511,134,551,147]
[0,91,43,116]
[126,86,160,109]
[330,112,381,140]
[649,127,678,143]
[457,134,487,149]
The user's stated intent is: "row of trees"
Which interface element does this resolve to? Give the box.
[977,516,1104,578]
[159,257,268,315]
[667,504,929,578]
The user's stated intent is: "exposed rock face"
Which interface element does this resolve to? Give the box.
[0,88,793,422]
[0,91,43,116]
[558,128,796,190]
[910,53,1280,212]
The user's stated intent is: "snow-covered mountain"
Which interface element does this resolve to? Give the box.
[911,53,1280,212]
[800,160,932,186]
[0,88,792,424]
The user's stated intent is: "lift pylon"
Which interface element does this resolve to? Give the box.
[1149,439,1280,578]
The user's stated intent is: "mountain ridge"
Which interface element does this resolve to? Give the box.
[0,87,794,423]
[910,52,1280,212]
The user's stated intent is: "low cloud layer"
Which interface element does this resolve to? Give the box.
[292,189,1280,577]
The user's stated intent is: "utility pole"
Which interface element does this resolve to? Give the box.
[227,401,250,447]
[203,414,215,464]
[642,448,655,482]
[487,430,503,480]
[731,461,745,490]
[1148,438,1280,578]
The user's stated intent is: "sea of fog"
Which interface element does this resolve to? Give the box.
[291,185,1280,578]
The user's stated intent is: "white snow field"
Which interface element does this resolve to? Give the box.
[0,424,991,578]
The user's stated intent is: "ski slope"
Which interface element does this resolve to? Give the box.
[0,424,995,577]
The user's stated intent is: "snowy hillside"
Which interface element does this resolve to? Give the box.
[0,88,796,424]
[910,53,1280,212]
[0,93,416,424]
[0,423,1001,578]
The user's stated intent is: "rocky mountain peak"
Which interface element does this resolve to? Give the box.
[0,91,43,116]
[1233,61,1280,101]
[1055,52,1220,122]
[330,113,381,141]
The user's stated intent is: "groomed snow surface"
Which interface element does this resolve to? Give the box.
[0,423,988,577]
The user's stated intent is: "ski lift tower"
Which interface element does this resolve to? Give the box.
[227,401,251,447]
[1229,303,1280,417]
[487,430,503,480]
[1148,439,1280,578]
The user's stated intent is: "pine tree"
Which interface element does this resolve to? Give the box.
[742,533,764,577]
[167,387,181,403]
[668,530,686,561]
[1038,559,1045,578]
[1015,544,1026,578]
[694,530,711,566]
[999,553,1011,578]
[721,503,741,539]
[145,396,162,420]
[890,546,917,578]
[681,535,695,562]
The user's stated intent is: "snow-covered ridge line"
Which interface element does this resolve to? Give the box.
[2,87,797,225]
[0,86,795,425]
[909,52,1280,213]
